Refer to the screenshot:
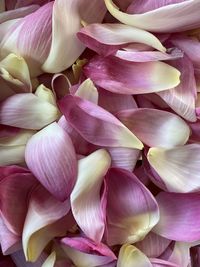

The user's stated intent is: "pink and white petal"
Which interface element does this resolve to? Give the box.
[105,168,159,245]
[157,57,197,122]
[117,244,153,267]
[105,0,200,33]
[41,252,56,267]
[51,73,71,100]
[35,84,57,106]
[147,144,200,193]
[75,78,98,104]
[15,0,52,9]
[22,184,71,262]
[153,192,200,241]
[150,258,179,267]
[42,0,106,73]
[25,122,77,201]
[59,95,143,149]
[83,56,180,95]
[77,23,166,56]
[136,232,171,258]
[71,149,111,242]
[117,108,190,148]
[0,93,59,130]
[167,242,191,267]
[107,147,140,171]
[0,129,35,146]
[98,90,137,114]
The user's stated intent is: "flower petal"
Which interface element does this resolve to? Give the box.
[117,108,190,148]
[147,144,200,192]
[75,78,98,104]
[59,95,143,149]
[22,184,70,262]
[25,122,77,201]
[150,258,179,267]
[12,250,48,267]
[105,168,159,245]
[0,145,25,166]
[71,149,111,242]
[153,192,200,241]
[0,93,60,130]
[104,0,200,33]
[83,55,180,95]
[42,0,106,73]
[117,244,152,267]
[77,23,166,56]
[42,252,56,267]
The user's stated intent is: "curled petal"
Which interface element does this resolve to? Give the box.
[117,108,190,148]
[117,244,152,267]
[71,149,111,242]
[147,144,200,192]
[59,95,143,149]
[75,78,99,105]
[35,84,57,106]
[78,23,166,56]
[42,252,56,267]
[22,184,70,262]
[154,192,200,241]
[104,0,200,33]
[0,93,60,130]
[51,73,71,100]
[105,168,159,245]
[83,56,180,95]
[25,122,77,201]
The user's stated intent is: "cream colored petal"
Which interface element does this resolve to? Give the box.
[75,78,98,104]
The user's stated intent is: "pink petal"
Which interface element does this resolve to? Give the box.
[157,56,197,122]
[58,95,143,149]
[71,149,111,242]
[117,108,190,148]
[167,242,191,267]
[0,93,59,130]
[42,0,106,73]
[153,192,200,241]
[25,122,77,201]
[22,184,70,262]
[105,168,159,245]
[150,258,179,267]
[83,56,180,95]
[15,0,52,8]
[105,0,200,33]
[51,73,71,100]
[77,23,165,56]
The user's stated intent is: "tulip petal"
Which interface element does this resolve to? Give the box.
[0,93,60,130]
[104,0,200,33]
[147,144,200,192]
[105,168,159,245]
[78,23,166,56]
[42,0,106,73]
[157,57,197,122]
[59,95,143,149]
[117,244,152,267]
[153,192,200,241]
[83,56,180,95]
[71,149,111,242]
[117,108,190,148]
[22,184,70,262]
[25,122,77,201]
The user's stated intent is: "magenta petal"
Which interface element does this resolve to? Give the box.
[25,122,77,201]
[154,192,200,241]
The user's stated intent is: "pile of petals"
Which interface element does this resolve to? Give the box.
[1,0,200,266]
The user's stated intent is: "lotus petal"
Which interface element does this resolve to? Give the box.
[71,149,111,242]
[12,250,48,267]
[148,144,200,192]
[75,78,98,105]
[83,56,180,95]
[150,258,179,267]
[153,192,200,241]
[0,93,59,130]
[51,73,71,100]
[104,0,200,33]
[117,108,190,148]
[25,122,77,201]
[35,84,56,106]
[105,168,159,245]
[59,95,143,149]
[41,252,56,267]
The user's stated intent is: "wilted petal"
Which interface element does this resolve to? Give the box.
[42,0,106,73]
[104,0,200,33]
[0,93,60,130]
[83,56,180,95]
[117,108,190,148]
[153,192,200,241]
[59,95,143,149]
[75,78,98,104]
[25,122,77,201]
[78,23,166,56]
[71,149,111,242]
[147,144,200,192]
[105,168,159,245]
[22,184,70,262]
[117,244,152,267]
